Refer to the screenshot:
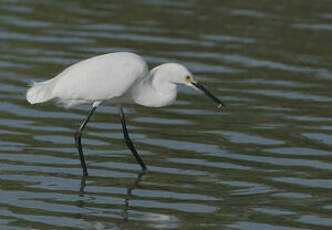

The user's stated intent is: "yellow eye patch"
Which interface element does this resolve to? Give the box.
[185,75,195,83]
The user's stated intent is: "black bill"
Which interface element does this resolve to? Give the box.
[192,82,224,109]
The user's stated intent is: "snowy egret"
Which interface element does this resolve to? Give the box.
[26,52,224,176]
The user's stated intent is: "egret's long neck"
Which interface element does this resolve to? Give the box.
[132,65,177,107]
[150,65,177,93]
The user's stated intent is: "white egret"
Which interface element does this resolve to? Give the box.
[26,52,224,176]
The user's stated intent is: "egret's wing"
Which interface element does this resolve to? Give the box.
[52,52,148,105]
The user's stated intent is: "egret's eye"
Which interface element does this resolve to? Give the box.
[185,76,191,82]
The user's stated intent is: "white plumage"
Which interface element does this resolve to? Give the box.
[26,51,223,175]
[27,52,147,107]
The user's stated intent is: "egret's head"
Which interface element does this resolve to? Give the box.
[151,63,224,109]
[151,63,193,85]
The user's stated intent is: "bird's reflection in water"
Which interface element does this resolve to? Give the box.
[121,170,146,222]
[80,175,87,195]
[78,171,147,229]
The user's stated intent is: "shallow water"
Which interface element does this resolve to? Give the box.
[0,0,332,229]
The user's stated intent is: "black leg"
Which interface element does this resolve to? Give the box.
[119,107,147,170]
[74,106,97,177]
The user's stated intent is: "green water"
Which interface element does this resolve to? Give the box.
[0,0,332,229]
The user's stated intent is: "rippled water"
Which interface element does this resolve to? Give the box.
[1,0,332,229]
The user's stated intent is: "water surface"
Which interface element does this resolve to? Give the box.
[0,0,332,229]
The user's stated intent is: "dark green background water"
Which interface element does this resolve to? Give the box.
[0,0,332,229]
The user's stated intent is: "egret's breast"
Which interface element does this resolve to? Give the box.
[132,81,177,108]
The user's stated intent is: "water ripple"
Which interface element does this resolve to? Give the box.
[0,0,331,229]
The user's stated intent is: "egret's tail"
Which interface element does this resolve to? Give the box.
[26,80,56,104]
